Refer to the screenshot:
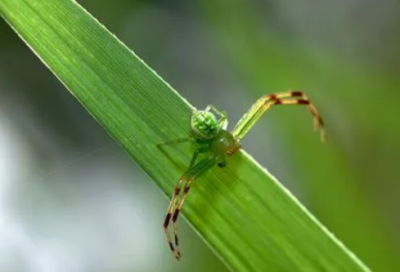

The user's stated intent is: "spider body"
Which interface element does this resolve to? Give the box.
[159,90,325,260]
[191,110,241,165]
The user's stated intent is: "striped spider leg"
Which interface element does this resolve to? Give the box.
[162,156,217,260]
[233,90,325,141]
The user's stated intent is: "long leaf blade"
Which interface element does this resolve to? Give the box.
[0,0,371,271]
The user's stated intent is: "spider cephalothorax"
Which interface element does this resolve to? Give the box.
[190,111,220,140]
[190,109,241,162]
[159,90,325,260]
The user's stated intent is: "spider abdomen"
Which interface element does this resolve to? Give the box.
[212,130,241,156]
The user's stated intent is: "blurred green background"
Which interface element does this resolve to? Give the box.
[0,0,399,271]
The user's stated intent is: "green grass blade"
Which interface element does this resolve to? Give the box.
[0,0,371,271]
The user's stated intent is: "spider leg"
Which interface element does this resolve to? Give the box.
[157,137,193,147]
[189,150,199,168]
[163,177,185,259]
[164,156,217,260]
[162,150,198,259]
[233,90,325,141]
[205,105,228,130]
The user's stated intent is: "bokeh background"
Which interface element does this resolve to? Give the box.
[1,0,399,271]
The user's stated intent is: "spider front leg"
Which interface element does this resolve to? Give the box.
[233,90,325,141]
[163,156,217,260]
[205,105,228,130]
[157,137,193,147]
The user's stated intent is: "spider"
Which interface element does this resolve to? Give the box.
[158,90,325,260]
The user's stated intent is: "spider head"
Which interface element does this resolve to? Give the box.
[190,110,220,140]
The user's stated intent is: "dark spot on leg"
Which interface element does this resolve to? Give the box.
[164,213,171,228]
[274,99,282,105]
[298,99,310,105]
[291,91,303,96]
[175,235,179,246]
[172,209,180,222]
[318,117,324,126]
[269,94,277,100]
[169,242,174,251]
[183,186,190,193]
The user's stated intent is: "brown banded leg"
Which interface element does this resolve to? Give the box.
[171,179,193,257]
[163,177,186,260]
[164,157,217,260]
[283,91,324,136]
[233,90,325,141]
[163,149,200,259]
[273,95,325,141]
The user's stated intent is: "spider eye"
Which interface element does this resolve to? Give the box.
[191,111,220,139]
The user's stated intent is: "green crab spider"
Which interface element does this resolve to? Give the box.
[158,90,325,260]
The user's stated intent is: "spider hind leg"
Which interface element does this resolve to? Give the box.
[163,156,217,260]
